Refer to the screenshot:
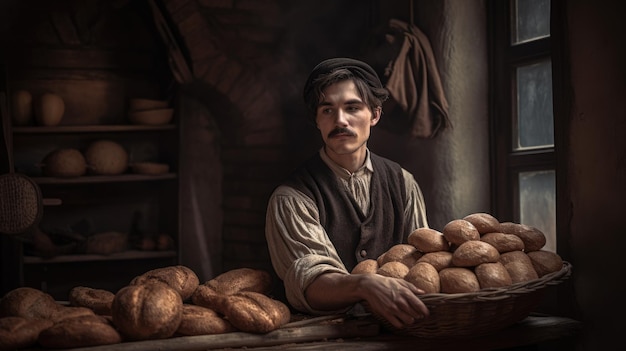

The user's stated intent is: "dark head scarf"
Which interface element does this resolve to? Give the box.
[302,58,385,103]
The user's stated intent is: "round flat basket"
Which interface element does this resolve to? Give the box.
[375,261,572,338]
[0,173,43,235]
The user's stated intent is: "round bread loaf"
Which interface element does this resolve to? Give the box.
[451,240,500,267]
[527,250,563,277]
[0,287,60,319]
[499,251,538,283]
[480,232,525,253]
[112,283,183,341]
[417,251,453,271]
[223,291,291,333]
[439,267,480,293]
[379,244,422,267]
[497,222,547,252]
[176,304,236,336]
[475,262,513,288]
[204,268,272,296]
[351,259,379,274]
[130,265,199,301]
[0,316,53,351]
[408,227,450,253]
[42,148,87,177]
[405,262,440,294]
[38,314,122,349]
[462,212,500,235]
[376,261,410,279]
[442,219,480,246]
[68,286,115,315]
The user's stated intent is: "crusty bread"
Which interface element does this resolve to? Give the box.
[112,283,183,341]
[480,232,525,253]
[451,240,500,267]
[202,268,272,296]
[439,267,480,293]
[408,227,450,253]
[0,287,60,319]
[0,316,53,351]
[405,262,440,294]
[191,285,229,314]
[68,286,115,315]
[376,261,410,279]
[475,262,513,288]
[222,291,291,333]
[130,265,199,301]
[499,251,539,283]
[38,314,122,349]
[417,251,453,271]
[442,219,480,246]
[176,304,236,336]
[379,244,423,267]
[497,222,547,252]
[49,306,95,324]
[527,250,563,277]
[351,259,379,274]
[462,212,500,235]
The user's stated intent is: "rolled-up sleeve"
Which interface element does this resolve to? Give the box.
[265,185,350,314]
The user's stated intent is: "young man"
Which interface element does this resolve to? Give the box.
[265,58,430,328]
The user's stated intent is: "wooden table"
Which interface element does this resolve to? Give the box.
[56,313,582,351]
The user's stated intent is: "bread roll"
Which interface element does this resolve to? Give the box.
[223,291,291,333]
[499,250,530,266]
[112,283,183,341]
[451,240,500,267]
[203,268,272,296]
[49,306,95,323]
[351,259,379,274]
[408,227,450,253]
[475,262,513,288]
[405,262,440,294]
[439,267,480,293]
[130,265,199,301]
[376,261,410,279]
[527,250,564,277]
[379,244,422,267]
[191,284,229,314]
[480,232,525,253]
[463,212,500,235]
[0,287,60,319]
[417,251,453,271]
[442,219,480,246]
[176,304,236,336]
[68,286,115,315]
[497,222,547,252]
[38,314,122,349]
[0,316,53,351]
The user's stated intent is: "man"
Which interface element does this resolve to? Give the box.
[265,58,430,328]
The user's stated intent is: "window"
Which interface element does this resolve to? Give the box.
[490,0,556,252]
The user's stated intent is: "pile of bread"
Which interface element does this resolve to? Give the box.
[352,212,565,294]
[0,266,290,350]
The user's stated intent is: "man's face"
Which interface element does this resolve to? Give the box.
[315,80,380,158]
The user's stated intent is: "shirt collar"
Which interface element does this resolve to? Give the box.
[319,148,373,179]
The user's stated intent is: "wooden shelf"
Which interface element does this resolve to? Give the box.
[23,250,177,264]
[12,124,176,134]
[33,173,177,185]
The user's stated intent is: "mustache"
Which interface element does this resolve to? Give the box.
[328,127,356,138]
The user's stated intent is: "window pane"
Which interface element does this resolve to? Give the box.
[511,0,551,44]
[514,60,554,150]
[519,170,556,252]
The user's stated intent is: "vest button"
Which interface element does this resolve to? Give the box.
[360,249,367,258]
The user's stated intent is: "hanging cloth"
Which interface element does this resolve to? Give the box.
[384,18,451,138]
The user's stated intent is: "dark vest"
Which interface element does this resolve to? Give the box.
[284,152,408,271]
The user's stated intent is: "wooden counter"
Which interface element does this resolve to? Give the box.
[56,313,581,351]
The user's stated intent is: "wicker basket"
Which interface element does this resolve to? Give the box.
[375,261,572,338]
[0,173,43,235]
